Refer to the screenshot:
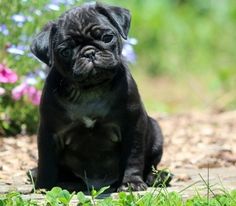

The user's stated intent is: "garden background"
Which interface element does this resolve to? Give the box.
[1,0,236,135]
[0,0,236,204]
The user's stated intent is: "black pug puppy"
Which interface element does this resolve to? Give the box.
[30,2,163,192]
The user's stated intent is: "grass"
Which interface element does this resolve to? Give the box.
[1,170,236,206]
[133,69,236,114]
[1,169,236,205]
[0,186,236,206]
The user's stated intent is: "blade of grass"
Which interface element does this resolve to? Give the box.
[147,169,168,205]
[217,175,236,204]
[28,170,36,193]
[207,165,209,205]
[199,173,223,206]
[178,180,202,194]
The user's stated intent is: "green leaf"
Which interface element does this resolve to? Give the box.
[95,186,110,197]
[118,192,127,200]
[77,192,91,204]
[51,187,63,195]
[58,197,68,204]
[91,189,97,197]
[0,200,5,206]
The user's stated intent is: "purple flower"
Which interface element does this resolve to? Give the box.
[37,70,47,80]
[122,38,137,64]
[0,24,9,36]
[24,73,38,85]
[45,0,77,11]
[126,38,138,45]
[25,72,38,85]
[0,64,18,83]
[63,0,76,5]
[50,0,76,5]
[6,45,26,55]
[122,44,136,63]
[46,4,60,11]
[0,87,6,96]
[24,69,47,85]
[12,14,26,23]
[11,14,27,27]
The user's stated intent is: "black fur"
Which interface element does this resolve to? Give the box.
[30,3,163,192]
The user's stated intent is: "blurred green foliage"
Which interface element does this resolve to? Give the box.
[0,0,236,135]
[128,0,236,75]
[111,0,236,112]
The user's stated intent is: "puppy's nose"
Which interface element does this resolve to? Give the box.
[83,49,96,61]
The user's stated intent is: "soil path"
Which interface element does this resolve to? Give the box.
[0,111,235,197]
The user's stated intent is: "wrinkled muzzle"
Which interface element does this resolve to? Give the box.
[72,46,119,86]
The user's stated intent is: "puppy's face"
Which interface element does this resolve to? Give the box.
[31,3,131,87]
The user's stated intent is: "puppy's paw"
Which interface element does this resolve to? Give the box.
[146,170,174,187]
[117,180,148,192]
[27,167,38,183]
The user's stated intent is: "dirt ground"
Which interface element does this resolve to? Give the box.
[0,110,236,187]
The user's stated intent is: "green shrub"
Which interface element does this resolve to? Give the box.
[1,0,236,135]
[0,0,82,135]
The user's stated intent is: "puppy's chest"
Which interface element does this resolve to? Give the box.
[55,85,122,149]
[60,88,114,120]
[66,100,110,121]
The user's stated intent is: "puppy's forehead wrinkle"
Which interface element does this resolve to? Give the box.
[83,24,98,36]
[58,7,109,39]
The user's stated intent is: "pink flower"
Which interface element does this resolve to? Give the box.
[26,86,42,105]
[11,83,42,105]
[0,87,5,96]
[12,83,28,100]
[0,64,18,83]
[29,89,42,105]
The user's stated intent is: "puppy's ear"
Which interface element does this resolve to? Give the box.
[96,3,131,39]
[30,22,57,66]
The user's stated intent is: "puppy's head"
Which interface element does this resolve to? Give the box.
[31,3,131,87]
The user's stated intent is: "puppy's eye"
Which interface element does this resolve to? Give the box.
[60,48,72,58]
[102,34,114,43]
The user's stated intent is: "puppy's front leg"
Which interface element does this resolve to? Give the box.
[118,114,148,191]
[36,123,59,190]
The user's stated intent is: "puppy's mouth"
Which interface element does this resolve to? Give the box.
[72,67,115,88]
[80,77,111,89]
[71,49,118,88]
